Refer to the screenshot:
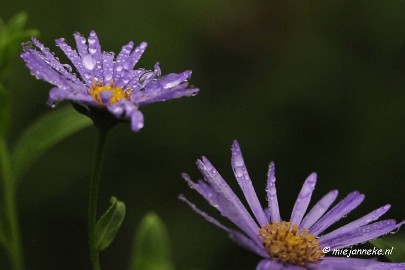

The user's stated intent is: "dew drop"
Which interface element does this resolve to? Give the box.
[105,73,113,81]
[62,64,73,73]
[89,48,97,54]
[82,55,96,70]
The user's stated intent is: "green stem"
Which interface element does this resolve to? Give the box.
[0,137,24,270]
[88,128,109,270]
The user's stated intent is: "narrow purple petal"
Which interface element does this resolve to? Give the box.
[310,191,365,235]
[178,195,267,257]
[116,41,134,63]
[377,262,405,270]
[102,52,114,82]
[325,220,404,249]
[114,41,134,82]
[256,259,284,270]
[130,109,144,131]
[300,190,338,229]
[319,204,391,245]
[21,51,76,91]
[87,31,103,81]
[48,87,94,105]
[124,41,147,71]
[30,37,83,85]
[231,140,268,226]
[228,230,268,257]
[290,173,317,226]
[196,157,260,240]
[73,32,89,57]
[309,257,379,270]
[267,161,281,223]
[182,173,264,247]
[159,71,192,89]
[135,83,199,106]
[55,37,93,86]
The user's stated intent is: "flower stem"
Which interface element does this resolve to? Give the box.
[0,137,24,270]
[88,127,109,270]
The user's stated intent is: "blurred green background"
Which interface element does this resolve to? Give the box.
[1,0,405,269]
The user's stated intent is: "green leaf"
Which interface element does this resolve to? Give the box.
[11,106,91,181]
[0,83,10,136]
[95,196,126,252]
[130,212,174,270]
[370,233,405,262]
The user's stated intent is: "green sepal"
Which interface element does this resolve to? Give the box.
[95,196,126,252]
[370,233,405,262]
[130,212,174,270]
[11,106,91,181]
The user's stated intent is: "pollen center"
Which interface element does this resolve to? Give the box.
[89,80,132,105]
[259,221,324,266]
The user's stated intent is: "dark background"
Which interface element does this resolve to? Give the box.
[1,0,405,269]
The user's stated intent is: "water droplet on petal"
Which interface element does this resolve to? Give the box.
[82,55,96,70]
[62,64,73,73]
[105,73,113,81]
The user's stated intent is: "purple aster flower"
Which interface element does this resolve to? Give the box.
[180,140,405,270]
[21,31,198,131]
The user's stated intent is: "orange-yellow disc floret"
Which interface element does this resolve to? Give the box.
[259,221,324,265]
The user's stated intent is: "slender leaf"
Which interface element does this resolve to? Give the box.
[130,212,173,270]
[95,197,126,251]
[12,106,91,181]
[370,233,405,262]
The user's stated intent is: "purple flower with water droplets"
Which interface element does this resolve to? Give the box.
[21,31,198,131]
[180,140,405,270]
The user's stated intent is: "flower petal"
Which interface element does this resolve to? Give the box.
[290,172,317,226]
[310,191,365,235]
[231,140,268,226]
[196,157,260,240]
[130,109,144,132]
[323,219,404,249]
[267,161,281,223]
[310,257,379,270]
[300,189,338,229]
[319,204,391,245]
[178,195,267,257]
[55,37,93,86]
[87,31,103,81]
[73,32,89,58]
[48,87,94,106]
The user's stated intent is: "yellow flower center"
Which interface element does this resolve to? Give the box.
[259,221,324,266]
[89,80,132,105]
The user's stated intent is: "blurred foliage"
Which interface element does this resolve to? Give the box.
[370,233,405,262]
[11,106,91,181]
[0,12,38,83]
[130,213,173,270]
[0,0,404,269]
[0,83,9,136]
